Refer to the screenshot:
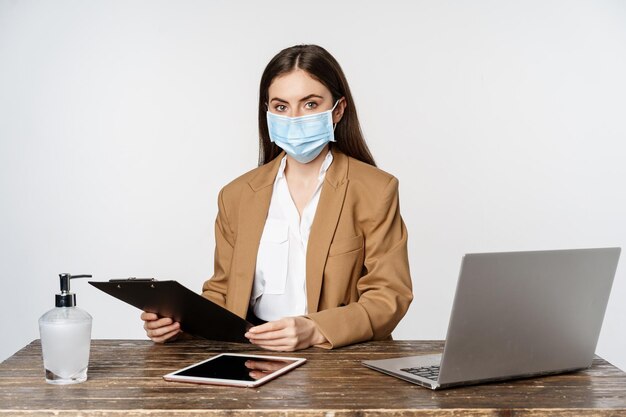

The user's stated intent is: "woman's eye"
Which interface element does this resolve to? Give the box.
[305,102,318,110]
[275,105,287,112]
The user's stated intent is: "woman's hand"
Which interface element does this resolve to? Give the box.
[245,316,327,351]
[140,312,181,343]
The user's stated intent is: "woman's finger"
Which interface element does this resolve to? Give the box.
[145,317,174,330]
[147,321,179,337]
[140,311,158,321]
[245,318,296,340]
[245,329,288,341]
[248,336,292,346]
[151,328,181,343]
[247,320,286,335]
[253,343,295,352]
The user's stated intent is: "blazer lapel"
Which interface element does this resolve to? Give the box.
[306,150,349,313]
[227,154,284,318]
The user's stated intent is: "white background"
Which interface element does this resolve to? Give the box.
[1,1,625,370]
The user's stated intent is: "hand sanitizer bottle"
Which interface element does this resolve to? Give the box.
[38,273,93,384]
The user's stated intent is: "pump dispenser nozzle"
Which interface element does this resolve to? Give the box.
[56,273,92,307]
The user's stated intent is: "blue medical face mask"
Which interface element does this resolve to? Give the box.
[266,101,339,164]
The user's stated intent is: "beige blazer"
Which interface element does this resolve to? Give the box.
[202,150,413,348]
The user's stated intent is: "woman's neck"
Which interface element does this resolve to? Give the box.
[284,144,330,182]
[283,145,330,219]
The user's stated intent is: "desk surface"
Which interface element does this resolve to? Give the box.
[1,339,625,416]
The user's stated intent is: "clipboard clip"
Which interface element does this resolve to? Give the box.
[109,277,157,282]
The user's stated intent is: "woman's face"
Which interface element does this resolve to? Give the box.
[267,69,345,123]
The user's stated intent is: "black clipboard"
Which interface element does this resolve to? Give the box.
[89,279,252,343]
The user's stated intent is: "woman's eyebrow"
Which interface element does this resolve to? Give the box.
[299,94,324,102]
[269,94,324,104]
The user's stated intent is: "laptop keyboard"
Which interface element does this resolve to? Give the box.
[400,365,440,380]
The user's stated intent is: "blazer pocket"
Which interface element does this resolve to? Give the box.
[328,234,364,257]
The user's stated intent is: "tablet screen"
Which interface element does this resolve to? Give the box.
[164,353,306,387]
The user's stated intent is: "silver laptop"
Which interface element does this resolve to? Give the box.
[362,247,621,389]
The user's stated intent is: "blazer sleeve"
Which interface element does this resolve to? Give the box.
[307,177,413,348]
[201,188,234,308]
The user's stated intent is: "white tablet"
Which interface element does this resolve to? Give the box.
[163,353,306,387]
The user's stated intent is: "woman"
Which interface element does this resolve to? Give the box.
[142,44,413,351]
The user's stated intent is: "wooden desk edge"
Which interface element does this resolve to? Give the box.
[1,409,625,417]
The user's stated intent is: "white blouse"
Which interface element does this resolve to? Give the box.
[250,151,334,321]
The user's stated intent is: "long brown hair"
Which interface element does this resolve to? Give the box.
[258,44,376,167]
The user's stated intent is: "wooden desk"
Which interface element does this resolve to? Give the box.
[1,339,625,416]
